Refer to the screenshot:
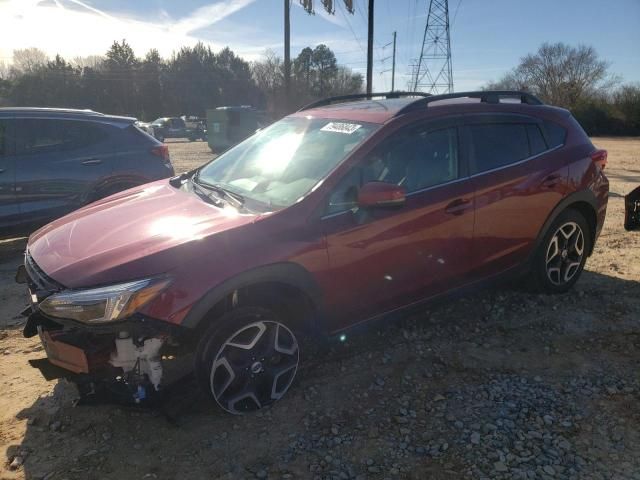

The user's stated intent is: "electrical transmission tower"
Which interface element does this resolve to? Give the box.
[410,0,453,93]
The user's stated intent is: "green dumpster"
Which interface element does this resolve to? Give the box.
[206,106,264,153]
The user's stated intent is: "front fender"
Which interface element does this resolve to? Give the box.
[180,262,323,330]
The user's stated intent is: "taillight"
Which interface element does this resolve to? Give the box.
[591,149,607,170]
[151,145,170,161]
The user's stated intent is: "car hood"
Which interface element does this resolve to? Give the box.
[28,180,258,288]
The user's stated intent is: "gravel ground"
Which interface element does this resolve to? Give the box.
[0,137,639,480]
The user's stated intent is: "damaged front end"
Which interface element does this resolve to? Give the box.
[17,252,192,406]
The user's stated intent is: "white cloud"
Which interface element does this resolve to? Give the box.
[170,0,256,35]
[0,0,259,62]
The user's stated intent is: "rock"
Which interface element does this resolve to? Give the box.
[256,469,267,479]
[433,394,446,402]
[9,456,23,470]
[470,432,481,445]
[49,421,62,432]
[494,461,508,472]
[543,465,556,475]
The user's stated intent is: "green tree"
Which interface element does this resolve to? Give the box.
[138,49,165,120]
[103,39,139,115]
[311,44,337,97]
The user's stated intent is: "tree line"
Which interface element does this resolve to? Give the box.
[484,42,640,136]
[0,40,364,121]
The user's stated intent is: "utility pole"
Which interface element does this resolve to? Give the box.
[284,0,291,103]
[391,31,396,91]
[366,0,374,95]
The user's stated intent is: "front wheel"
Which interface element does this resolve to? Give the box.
[531,209,591,293]
[195,307,300,415]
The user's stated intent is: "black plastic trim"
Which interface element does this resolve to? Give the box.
[180,262,323,330]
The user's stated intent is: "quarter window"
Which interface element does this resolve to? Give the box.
[469,123,530,174]
[327,125,459,214]
[543,120,566,148]
[526,124,547,156]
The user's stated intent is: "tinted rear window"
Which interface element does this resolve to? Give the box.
[543,120,566,148]
[469,123,530,174]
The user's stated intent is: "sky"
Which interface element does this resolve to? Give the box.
[1,0,639,92]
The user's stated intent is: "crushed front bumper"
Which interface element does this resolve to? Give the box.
[16,258,193,406]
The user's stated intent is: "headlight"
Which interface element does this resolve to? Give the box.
[39,277,171,324]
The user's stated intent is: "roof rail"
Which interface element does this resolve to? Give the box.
[297,91,431,112]
[395,90,544,116]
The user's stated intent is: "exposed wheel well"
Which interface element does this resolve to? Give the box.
[193,281,318,337]
[565,201,597,255]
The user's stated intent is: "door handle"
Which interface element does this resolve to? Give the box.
[445,198,472,216]
[542,174,562,188]
[81,159,102,165]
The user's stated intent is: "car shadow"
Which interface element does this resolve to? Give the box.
[4,268,640,479]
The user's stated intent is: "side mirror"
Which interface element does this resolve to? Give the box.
[357,181,406,208]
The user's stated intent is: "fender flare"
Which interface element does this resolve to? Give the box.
[530,189,599,259]
[181,262,324,330]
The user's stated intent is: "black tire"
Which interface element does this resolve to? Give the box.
[194,306,301,415]
[531,208,591,294]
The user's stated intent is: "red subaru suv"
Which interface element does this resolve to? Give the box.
[17,91,608,414]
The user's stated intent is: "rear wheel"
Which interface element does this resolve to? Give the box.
[195,307,300,415]
[532,209,591,293]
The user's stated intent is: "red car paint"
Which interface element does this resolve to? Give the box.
[26,98,608,334]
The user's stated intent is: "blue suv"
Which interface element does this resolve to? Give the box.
[0,108,175,236]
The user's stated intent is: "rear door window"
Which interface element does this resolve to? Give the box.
[16,119,66,155]
[468,123,530,174]
[64,121,108,149]
[16,119,108,155]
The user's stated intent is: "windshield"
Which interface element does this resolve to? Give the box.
[195,117,378,209]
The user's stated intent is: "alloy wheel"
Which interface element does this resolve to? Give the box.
[545,221,585,286]
[210,320,299,414]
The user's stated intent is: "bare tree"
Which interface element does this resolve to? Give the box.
[485,43,618,108]
[251,49,284,93]
[72,55,105,70]
[12,47,48,74]
[0,61,10,80]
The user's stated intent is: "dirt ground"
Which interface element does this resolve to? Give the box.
[0,137,639,480]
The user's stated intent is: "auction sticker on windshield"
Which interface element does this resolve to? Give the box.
[321,122,362,134]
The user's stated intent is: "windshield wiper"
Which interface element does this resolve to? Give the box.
[190,179,225,206]
[192,176,245,209]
